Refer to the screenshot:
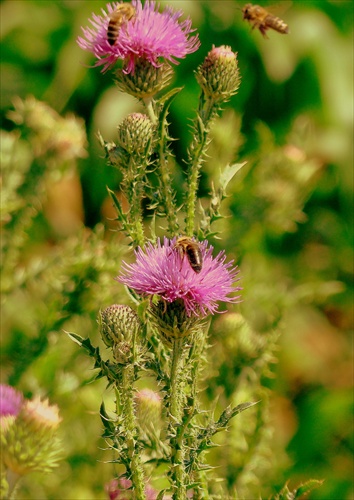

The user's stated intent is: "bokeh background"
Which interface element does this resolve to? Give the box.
[1,1,353,499]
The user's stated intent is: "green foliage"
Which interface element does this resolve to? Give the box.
[1,1,352,499]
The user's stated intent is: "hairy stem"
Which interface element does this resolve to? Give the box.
[144,96,179,235]
[169,338,187,500]
[185,97,218,236]
[121,365,146,500]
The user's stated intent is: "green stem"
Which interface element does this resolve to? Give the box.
[144,96,179,235]
[143,97,157,125]
[185,98,218,236]
[5,470,21,500]
[127,174,145,248]
[169,338,187,500]
[121,366,146,500]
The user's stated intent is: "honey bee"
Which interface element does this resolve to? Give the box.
[242,3,289,38]
[107,3,135,46]
[173,237,203,274]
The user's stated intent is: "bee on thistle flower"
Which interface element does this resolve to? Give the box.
[106,3,136,46]
[77,0,200,74]
[173,237,203,274]
[118,237,241,318]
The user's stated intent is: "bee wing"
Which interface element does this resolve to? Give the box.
[265,1,292,17]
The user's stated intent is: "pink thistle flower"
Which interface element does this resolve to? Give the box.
[0,384,23,417]
[77,1,200,73]
[118,238,241,317]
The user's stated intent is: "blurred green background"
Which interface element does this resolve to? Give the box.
[1,1,353,499]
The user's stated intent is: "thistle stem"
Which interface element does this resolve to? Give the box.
[5,470,21,500]
[143,97,157,125]
[117,328,146,500]
[169,338,187,500]
[143,96,179,235]
[185,97,218,236]
[126,164,145,248]
[121,365,146,500]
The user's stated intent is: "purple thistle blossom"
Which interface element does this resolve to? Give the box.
[0,384,23,417]
[77,0,200,74]
[118,238,241,317]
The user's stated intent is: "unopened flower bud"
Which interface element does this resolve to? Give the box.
[115,60,174,99]
[195,45,240,103]
[99,305,142,363]
[135,389,162,434]
[117,113,154,156]
[1,396,62,476]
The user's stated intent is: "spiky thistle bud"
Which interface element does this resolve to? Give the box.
[115,60,174,100]
[135,389,162,435]
[195,45,240,103]
[117,113,154,156]
[1,396,62,476]
[99,305,142,363]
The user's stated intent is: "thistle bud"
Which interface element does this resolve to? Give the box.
[1,396,62,476]
[117,113,154,156]
[195,45,240,103]
[99,305,142,363]
[135,389,162,435]
[115,60,174,99]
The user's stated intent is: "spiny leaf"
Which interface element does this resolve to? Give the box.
[158,87,184,129]
[217,401,259,426]
[100,401,115,435]
[294,479,324,498]
[156,490,168,500]
[270,479,324,500]
[219,162,246,192]
[66,331,84,346]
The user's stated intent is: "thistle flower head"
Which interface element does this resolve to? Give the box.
[23,396,61,430]
[77,0,200,74]
[118,237,241,317]
[1,395,62,476]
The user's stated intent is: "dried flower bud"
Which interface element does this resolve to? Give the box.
[117,113,154,156]
[115,60,174,99]
[195,45,240,103]
[1,396,62,476]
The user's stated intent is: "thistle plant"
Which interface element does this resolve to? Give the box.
[69,1,323,499]
[0,385,63,499]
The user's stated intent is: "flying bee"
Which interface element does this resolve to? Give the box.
[173,237,203,274]
[242,3,289,38]
[107,3,135,46]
